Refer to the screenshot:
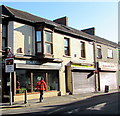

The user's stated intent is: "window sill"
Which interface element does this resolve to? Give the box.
[16,53,24,56]
[79,57,86,60]
[36,53,54,58]
[63,55,71,58]
[97,57,102,59]
[107,57,113,59]
[44,53,54,58]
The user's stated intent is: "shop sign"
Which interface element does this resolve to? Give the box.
[71,63,94,69]
[99,62,118,71]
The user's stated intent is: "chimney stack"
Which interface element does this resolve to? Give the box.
[53,16,68,26]
[81,27,95,35]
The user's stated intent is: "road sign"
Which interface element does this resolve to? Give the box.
[7,51,14,58]
[5,58,14,73]
[4,48,14,106]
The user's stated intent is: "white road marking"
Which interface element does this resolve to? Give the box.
[67,102,107,114]
[67,108,79,114]
[86,102,107,111]
[47,107,66,114]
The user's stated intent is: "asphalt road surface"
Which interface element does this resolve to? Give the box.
[2,92,120,115]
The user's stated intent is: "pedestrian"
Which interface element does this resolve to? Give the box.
[36,77,47,102]
[16,79,20,89]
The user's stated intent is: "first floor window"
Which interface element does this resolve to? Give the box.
[97,45,102,59]
[45,31,53,54]
[45,43,52,54]
[36,31,42,53]
[2,24,7,50]
[80,41,86,58]
[2,37,6,50]
[37,42,42,53]
[64,38,70,56]
[107,49,113,58]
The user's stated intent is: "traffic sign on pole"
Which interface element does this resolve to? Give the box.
[5,58,14,73]
[4,48,14,106]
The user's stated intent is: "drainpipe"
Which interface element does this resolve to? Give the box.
[93,40,100,92]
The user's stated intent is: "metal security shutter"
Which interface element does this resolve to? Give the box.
[100,72,118,91]
[72,72,95,94]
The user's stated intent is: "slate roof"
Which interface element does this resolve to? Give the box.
[2,5,118,47]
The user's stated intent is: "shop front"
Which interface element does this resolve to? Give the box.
[70,62,96,94]
[15,69,59,94]
[3,59,62,102]
[98,61,118,92]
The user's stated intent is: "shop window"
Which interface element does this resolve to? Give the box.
[48,71,59,91]
[16,70,59,94]
[97,45,102,59]
[107,49,113,59]
[16,70,31,94]
[33,71,46,92]
[64,38,70,56]
[33,71,59,92]
[45,31,53,54]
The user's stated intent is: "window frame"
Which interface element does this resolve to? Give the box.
[35,30,43,53]
[97,45,102,59]
[44,31,53,54]
[2,24,7,50]
[80,41,86,58]
[107,48,113,59]
[64,37,70,56]
[33,70,59,92]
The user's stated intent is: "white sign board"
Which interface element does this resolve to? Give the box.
[5,58,14,72]
[99,61,118,71]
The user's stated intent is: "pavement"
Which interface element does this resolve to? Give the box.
[0,89,119,110]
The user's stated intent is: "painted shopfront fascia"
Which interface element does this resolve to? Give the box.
[71,63,94,70]
[99,61,118,71]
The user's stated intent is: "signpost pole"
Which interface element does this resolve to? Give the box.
[10,72,12,106]
[5,48,14,106]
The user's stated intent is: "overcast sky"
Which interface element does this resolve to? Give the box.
[2,1,119,43]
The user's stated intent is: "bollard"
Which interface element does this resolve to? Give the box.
[58,91,61,96]
[24,90,27,104]
[104,85,109,93]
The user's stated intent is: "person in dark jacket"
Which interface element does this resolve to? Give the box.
[36,77,47,102]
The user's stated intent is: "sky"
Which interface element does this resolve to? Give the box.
[1,1,119,43]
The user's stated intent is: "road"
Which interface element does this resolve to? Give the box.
[1,92,120,115]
